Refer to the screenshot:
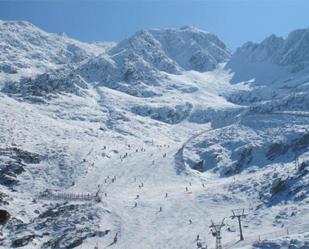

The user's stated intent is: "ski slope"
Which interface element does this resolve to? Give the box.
[0,21,309,249]
[1,69,308,249]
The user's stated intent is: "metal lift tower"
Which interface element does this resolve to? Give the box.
[230,209,247,241]
[209,218,225,249]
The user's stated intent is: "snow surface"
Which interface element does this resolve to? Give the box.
[0,21,308,249]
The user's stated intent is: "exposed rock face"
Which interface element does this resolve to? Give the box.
[192,160,204,172]
[11,234,35,248]
[0,147,40,187]
[131,102,193,124]
[0,209,10,225]
[258,160,309,206]
[266,143,290,160]
[0,192,9,205]
[252,234,309,249]
[2,68,88,100]
[5,203,110,249]
[184,115,309,177]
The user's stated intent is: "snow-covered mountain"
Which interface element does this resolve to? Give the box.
[77,26,231,97]
[0,20,112,87]
[226,27,309,84]
[148,26,231,71]
[233,28,309,69]
[0,21,308,249]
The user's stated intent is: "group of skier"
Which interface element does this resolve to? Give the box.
[92,141,180,247]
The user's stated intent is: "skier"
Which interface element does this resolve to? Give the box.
[95,195,102,203]
[189,219,193,224]
[202,183,205,188]
[136,194,139,199]
[185,187,188,192]
[196,240,202,248]
[165,193,168,198]
[159,206,162,212]
[113,232,118,243]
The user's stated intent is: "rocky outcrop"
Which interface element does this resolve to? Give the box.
[2,68,88,100]
[131,102,192,124]
[4,203,110,249]
[0,147,40,187]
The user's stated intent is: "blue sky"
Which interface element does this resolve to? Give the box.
[0,0,308,50]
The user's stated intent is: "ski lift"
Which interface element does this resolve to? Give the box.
[210,228,217,237]
[243,220,249,228]
[227,226,236,232]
